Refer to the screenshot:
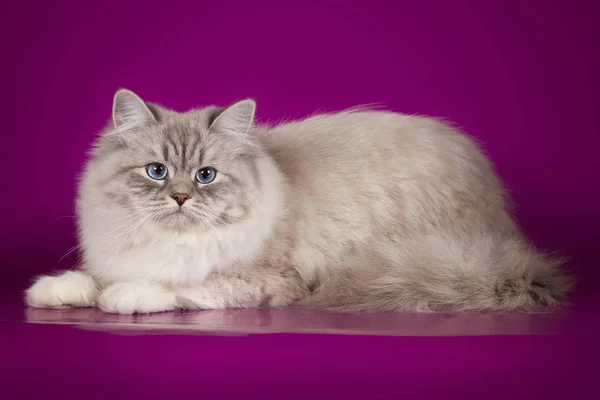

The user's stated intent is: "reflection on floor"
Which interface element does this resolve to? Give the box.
[24,306,570,336]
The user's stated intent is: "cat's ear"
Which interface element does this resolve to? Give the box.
[209,99,256,135]
[112,89,156,130]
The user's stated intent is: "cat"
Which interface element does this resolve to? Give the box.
[25,89,572,314]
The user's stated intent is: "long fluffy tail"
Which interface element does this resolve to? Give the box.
[298,234,574,312]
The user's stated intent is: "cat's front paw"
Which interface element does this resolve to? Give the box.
[25,271,98,309]
[98,282,177,315]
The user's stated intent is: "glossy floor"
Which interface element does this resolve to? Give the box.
[21,306,573,337]
[2,294,598,399]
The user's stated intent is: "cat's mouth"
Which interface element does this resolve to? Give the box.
[157,208,195,224]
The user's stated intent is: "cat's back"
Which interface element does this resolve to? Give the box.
[258,109,492,185]
[260,109,441,155]
[255,109,516,270]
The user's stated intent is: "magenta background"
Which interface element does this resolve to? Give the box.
[1,0,599,399]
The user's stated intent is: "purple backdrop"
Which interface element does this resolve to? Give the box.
[1,0,599,399]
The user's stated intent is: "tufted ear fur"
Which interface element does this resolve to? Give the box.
[209,99,256,135]
[112,89,156,130]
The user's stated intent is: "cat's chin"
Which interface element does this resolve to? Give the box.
[157,210,198,231]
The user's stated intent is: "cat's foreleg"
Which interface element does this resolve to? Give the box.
[175,265,309,310]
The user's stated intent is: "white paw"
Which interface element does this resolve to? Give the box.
[25,271,98,308]
[98,282,178,315]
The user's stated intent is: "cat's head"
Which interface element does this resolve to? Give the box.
[80,89,277,233]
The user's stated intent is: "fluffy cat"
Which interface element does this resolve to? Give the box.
[25,89,572,314]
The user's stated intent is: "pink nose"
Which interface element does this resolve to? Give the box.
[172,193,190,206]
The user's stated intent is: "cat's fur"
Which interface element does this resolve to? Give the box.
[25,89,572,314]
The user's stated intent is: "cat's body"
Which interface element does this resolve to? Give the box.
[25,90,571,314]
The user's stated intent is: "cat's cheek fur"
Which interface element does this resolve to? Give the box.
[97,282,178,315]
[79,157,284,287]
[25,271,98,308]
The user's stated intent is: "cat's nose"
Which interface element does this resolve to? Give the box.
[171,193,190,206]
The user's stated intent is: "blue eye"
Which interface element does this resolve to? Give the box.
[195,167,216,184]
[146,163,168,180]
